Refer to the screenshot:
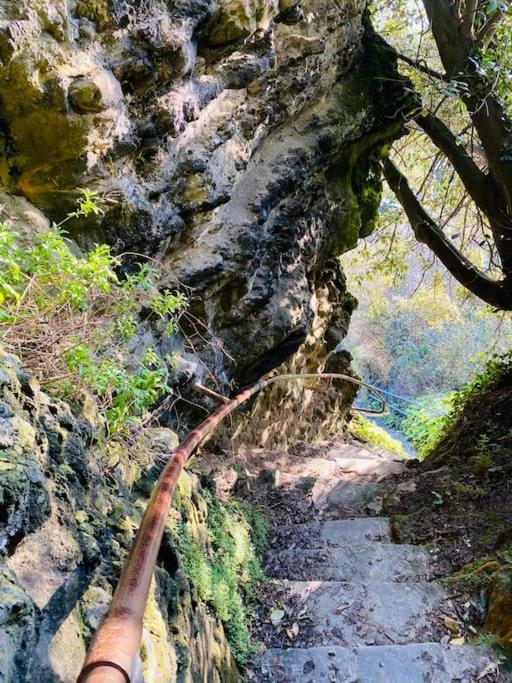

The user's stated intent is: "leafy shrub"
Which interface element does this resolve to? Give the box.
[0,190,186,436]
[401,352,512,461]
[448,351,512,416]
[400,393,453,460]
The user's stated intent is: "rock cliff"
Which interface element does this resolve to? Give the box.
[0,349,247,681]
[0,0,405,447]
[0,1,409,679]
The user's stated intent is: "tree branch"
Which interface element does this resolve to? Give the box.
[416,110,506,221]
[422,0,467,75]
[397,52,450,81]
[383,157,512,309]
[462,0,478,35]
[475,6,505,50]
[423,0,512,208]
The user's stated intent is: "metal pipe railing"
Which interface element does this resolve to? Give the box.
[77,373,386,682]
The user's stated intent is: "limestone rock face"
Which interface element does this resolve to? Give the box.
[0,0,404,444]
[0,351,239,682]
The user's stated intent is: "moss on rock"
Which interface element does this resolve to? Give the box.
[486,566,512,656]
[0,566,37,682]
[173,479,266,666]
[0,350,250,680]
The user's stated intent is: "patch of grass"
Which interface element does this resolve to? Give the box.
[177,491,266,664]
[350,413,406,457]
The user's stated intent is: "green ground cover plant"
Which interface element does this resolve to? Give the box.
[0,190,186,437]
[350,413,407,457]
[177,489,267,663]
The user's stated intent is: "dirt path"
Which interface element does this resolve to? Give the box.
[211,439,509,682]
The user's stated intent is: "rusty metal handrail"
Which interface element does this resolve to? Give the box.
[77,373,386,682]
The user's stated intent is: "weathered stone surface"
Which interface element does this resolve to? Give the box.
[327,457,405,479]
[274,517,392,547]
[265,543,431,581]
[312,480,383,516]
[259,645,358,681]
[0,353,239,682]
[0,0,407,450]
[0,566,37,683]
[268,579,446,646]
[325,443,399,461]
[68,71,122,113]
[257,644,500,682]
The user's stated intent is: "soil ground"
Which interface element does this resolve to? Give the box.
[199,430,512,682]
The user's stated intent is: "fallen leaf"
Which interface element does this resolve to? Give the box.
[334,603,349,613]
[443,616,461,634]
[270,609,285,627]
[449,636,465,645]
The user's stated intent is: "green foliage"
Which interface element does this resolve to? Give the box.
[399,394,453,460]
[66,188,106,221]
[0,190,186,436]
[350,413,407,457]
[449,350,512,415]
[369,0,512,298]
[392,352,512,461]
[344,247,512,399]
[65,345,170,434]
[480,7,512,115]
[177,492,266,663]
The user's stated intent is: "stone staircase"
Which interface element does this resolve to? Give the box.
[251,440,504,682]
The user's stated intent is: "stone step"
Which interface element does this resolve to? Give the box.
[257,455,403,484]
[256,643,500,682]
[266,457,347,480]
[262,580,445,647]
[265,544,431,582]
[272,518,391,549]
[311,480,383,517]
[327,457,405,480]
[319,443,399,462]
